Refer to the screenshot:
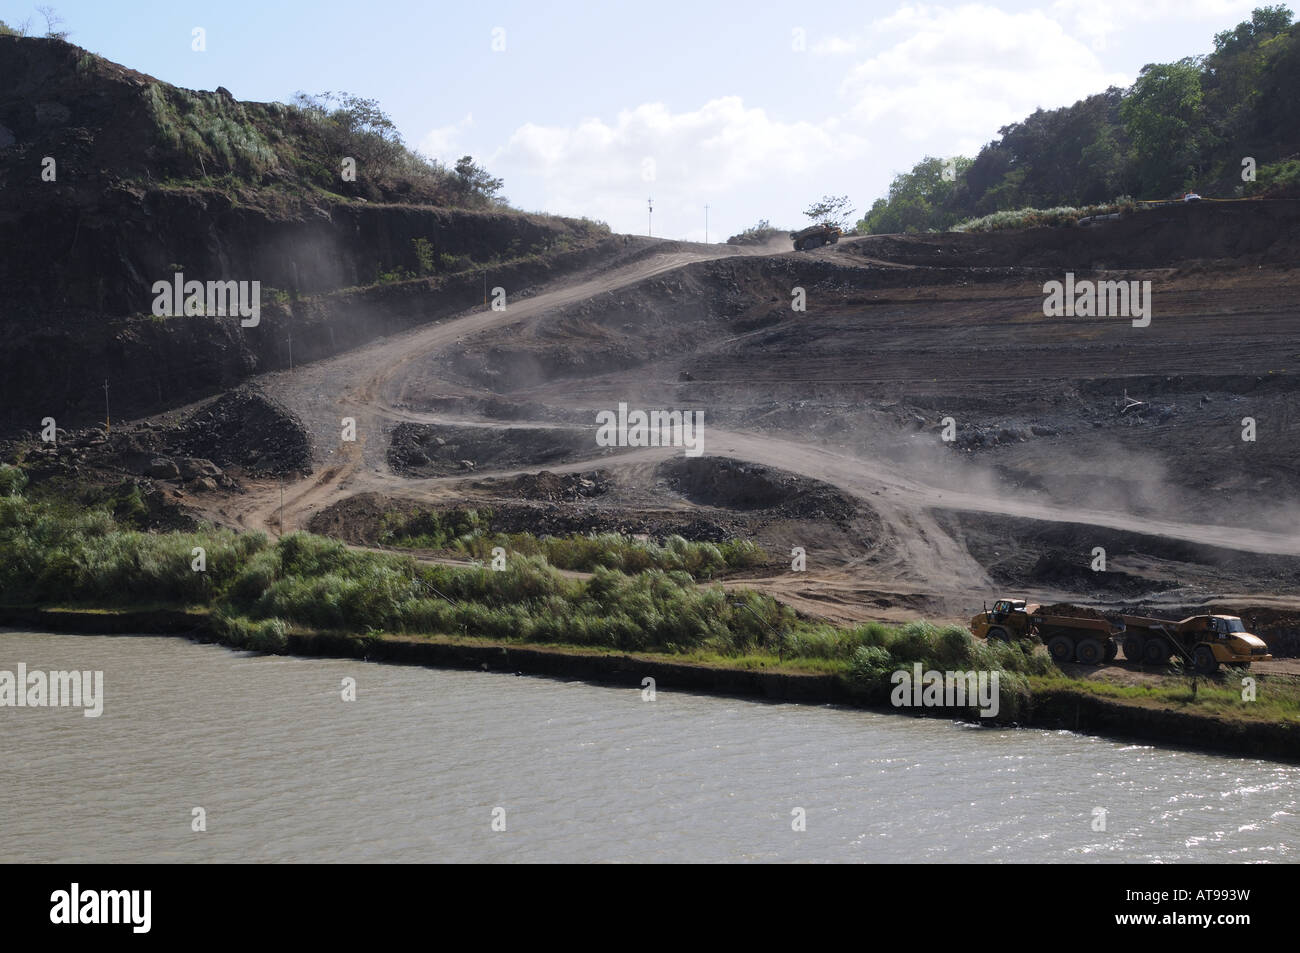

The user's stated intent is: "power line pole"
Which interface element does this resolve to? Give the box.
[647,197,653,237]
[704,204,709,244]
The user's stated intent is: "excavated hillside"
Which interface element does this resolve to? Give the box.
[0,35,615,431]
[4,34,1300,660]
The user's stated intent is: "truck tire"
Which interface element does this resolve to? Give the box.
[829,233,839,244]
[1142,638,1170,665]
[1104,640,1118,662]
[1047,635,1074,664]
[1076,637,1104,665]
[793,240,803,251]
[1194,645,1219,675]
[1124,636,1144,661]
[986,626,1010,642]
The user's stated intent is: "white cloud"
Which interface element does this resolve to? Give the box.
[491,97,871,228]
[816,0,1257,58]
[812,34,863,55]
[1051,0,1255,51]
[839,4,1129,146]
[418,113,474,164]
[426,1,1232,234]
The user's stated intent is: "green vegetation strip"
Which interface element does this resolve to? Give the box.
[379,506,764,579]
[953,199,1136,233]
[2,464,1296,736]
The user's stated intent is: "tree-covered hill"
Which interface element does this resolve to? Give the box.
[861,5,1300,234]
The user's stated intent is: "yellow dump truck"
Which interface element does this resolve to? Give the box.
[970,599,1122,664]
[971,598,1272,672]
[1121,613,1271,673]
[790,224,842,250]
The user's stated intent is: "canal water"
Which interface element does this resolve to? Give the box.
[1,631,1295,862]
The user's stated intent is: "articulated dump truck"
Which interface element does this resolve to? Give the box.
[969,599,1271,673]
[790,223,842,250]
[1121,613,1271,673]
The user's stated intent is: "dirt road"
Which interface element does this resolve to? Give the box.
[176,220,1300,632]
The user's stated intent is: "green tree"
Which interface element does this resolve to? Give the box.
[1254,21,1300,144]
[803,194,855,229]
[1213,4,1293,56]
[1120,58,1207,195]
[859,156,971,233]
[292,90,406,179]
[453,155,504,205]
[1204,6,1295,153]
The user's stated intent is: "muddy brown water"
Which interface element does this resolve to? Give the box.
[1,631,1296,863]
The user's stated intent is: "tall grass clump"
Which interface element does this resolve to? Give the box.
[382,507,766,579]
[953,197,1135,232]
[842,620,1047,718]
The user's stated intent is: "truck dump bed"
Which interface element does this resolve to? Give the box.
[1032,613,1123,636]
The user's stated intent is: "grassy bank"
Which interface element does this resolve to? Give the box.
[2,470,1297,746]
[378,506,765,579]
[0,475,1040,716]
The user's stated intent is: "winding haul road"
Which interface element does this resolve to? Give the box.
[180,238,1300,620]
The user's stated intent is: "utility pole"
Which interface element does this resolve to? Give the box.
[648,197,653,237]
[103,379,110,433]
[704,204,709,244]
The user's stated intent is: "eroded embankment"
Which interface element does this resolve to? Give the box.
[0,216,636,438]
[5,606,1297,764]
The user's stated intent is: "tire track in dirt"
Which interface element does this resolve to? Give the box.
[218,245,757,536]
[182,234,1300,621]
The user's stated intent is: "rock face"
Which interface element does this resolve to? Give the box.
[0,35,615,435]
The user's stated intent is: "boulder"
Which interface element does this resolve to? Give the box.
[177,457,222,480]
[148,457,180,480]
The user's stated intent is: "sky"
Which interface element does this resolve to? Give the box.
[2,0,1267,239]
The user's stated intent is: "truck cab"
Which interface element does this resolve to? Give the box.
[1194,615,1270,668]
[970,598,1034,641]
[991,599,1023,620]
